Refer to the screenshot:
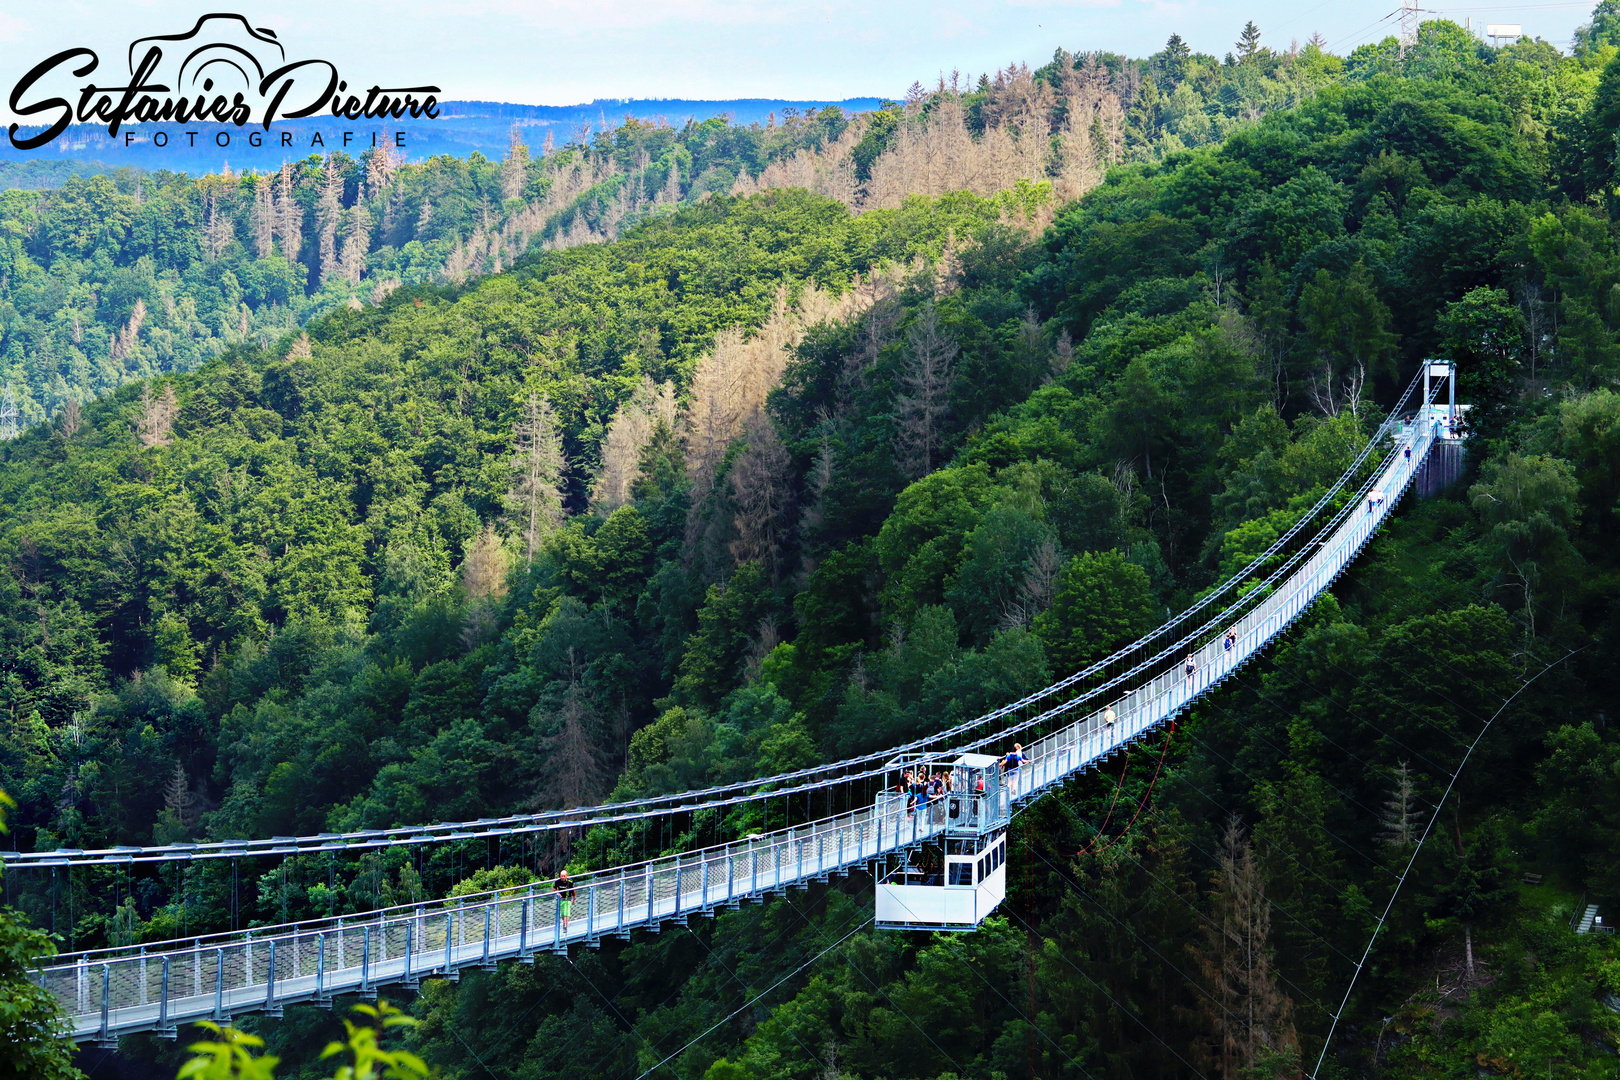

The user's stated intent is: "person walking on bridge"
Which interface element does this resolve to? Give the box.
[555,869,577,933]
[1002,743,1025,795]
[1103,704,1116,741]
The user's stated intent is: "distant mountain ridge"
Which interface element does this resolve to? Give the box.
[0,97,890,183]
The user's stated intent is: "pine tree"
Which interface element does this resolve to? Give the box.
[1237,21,1263,61]
[316,155,343,282]
[590,376,677,514]
[200,186,236,260]
[501,124,531,201]
[533,648,608,813]
[459,523,510,648]
[339,205,371,285]
[1190,817,1298,1079]
[365,137,401,198]
[507,391,568,565]
[1379,762,1425,847]
[460,524,510,599]
[893,299,958,478]
[274,161,303,259]
[0,384,17,441]
[163,761,197,833]
[252,175,274,258]
[729,420,794,580]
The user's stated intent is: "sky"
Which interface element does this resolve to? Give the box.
[0,0,1601,121]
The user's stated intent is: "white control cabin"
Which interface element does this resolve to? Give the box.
[875,830,1007,931]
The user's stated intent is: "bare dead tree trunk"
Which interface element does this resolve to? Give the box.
[729,420,794,580]
[316,155,343,282]
[507,392,568,565]
[893,299,958,479]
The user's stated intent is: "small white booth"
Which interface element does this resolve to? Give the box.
[874,752,1012,931]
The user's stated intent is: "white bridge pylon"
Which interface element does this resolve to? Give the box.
[36,387,1455,1044]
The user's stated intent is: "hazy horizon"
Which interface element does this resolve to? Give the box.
[0,0,1598,128]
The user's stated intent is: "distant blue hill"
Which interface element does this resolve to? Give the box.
[0,97,889,183]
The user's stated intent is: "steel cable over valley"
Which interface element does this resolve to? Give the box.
[2,369,1439,873]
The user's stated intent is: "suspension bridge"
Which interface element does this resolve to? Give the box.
[17,365,1464,1045]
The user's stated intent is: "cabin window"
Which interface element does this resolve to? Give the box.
[949,862,973,886]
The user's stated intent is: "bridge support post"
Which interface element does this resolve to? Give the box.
[519,899,531,964]
[403,924,416,988]
[213,948,226,1022]
[616,874,629,938]
[265,940,280,1018]
[156,956,175,1039]
[586,886,600,947]
[445,914,457,981]
[316,933,329,1008]
[96,963,111,1048]
[361,927,371,993]
[673,859,684,925]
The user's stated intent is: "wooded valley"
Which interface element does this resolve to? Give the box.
[3,12,1620,1080]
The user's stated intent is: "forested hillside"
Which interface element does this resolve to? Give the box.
[0,25,1351,432]
[6,12,1620,1080]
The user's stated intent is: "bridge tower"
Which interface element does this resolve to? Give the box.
[1415,361,1467,497]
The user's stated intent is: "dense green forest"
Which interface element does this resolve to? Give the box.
[0,22,1353,432]
[6,10,1620,1080]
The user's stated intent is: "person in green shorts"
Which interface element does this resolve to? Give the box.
[555,869,577,932]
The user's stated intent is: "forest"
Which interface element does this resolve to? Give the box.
[2,9,1620,1080]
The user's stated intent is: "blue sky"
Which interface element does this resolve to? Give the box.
[0,0,1600,118]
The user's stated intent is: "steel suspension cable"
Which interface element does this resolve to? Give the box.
[6,372,1437,873]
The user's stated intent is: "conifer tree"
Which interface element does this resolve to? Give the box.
[1190,817,1298,1079]
[591,376,677,514]
[508,391,568,565]
[274,161,303,259]
[252,175,275,258]
[729,419,794,580]
[316,155,344,282]
[1237,21,1263,61]
[501,124,531,201]
[893,299,958,478]
[339,205,372,285]
[1379,762,1425,847]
